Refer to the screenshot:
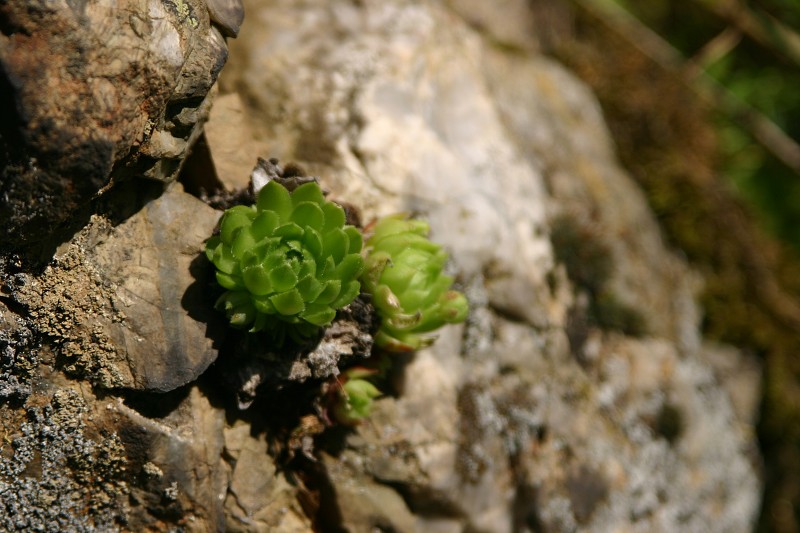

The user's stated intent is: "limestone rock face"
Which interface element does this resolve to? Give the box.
[220,0,761,531]
[0,0,236,245]
[0,0,762,531]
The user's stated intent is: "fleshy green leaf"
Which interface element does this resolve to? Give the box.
[212,244,237,275]
[257,181,293,221]
[385,311,422,331]
[252,295,276,314]
[228,301,256,328]
[220,206,256,244]
[231,228,257,259]
[302,227,323,258]
[322,202,346,232]
[439,290,469,323]
[372,284,402,315]
[332,375,382,425]
[331,280,361,309]
[372,330,415,352]
[315,279,342,304]
[229,310,253,327]
[362,251,392,289]
[398,288,427,311]
[291,181,325,205]
[378,262,417,295]
[323,228,348,264]
[371,233,439,258]
[419,274,454,308]
[250,312,267,333]
[290,201,325,230]
[301,305,336,326]
[242,265,272,296]
[216,290,250,311]
[297,250,317,279]
[268,264,298,292]
[273,222,304,241]
[215,271,243,291]
[251,211,280,240]
[368,216,426,243]
[394,247,438,270]
[297,275,324,301]
[205,236,221,261]
[270,289,305,315]
[335,254,364,282]
[319,256,337,281]
[344,226,363,254]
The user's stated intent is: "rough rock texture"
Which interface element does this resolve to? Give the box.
[217,0,761,531]
[9,183,223,391]
[0,0,764,531]
[0,0,236,245]
[0,387,129,531]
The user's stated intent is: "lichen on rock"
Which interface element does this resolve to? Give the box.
[9,184,223,392]
[0,387,128,531]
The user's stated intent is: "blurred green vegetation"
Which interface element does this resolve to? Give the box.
[710,52,800,248]
[616,0,800,252]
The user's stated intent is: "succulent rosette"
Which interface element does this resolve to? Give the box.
[332,368,381,425]
[361,215,469,351]
[205,180,364,338]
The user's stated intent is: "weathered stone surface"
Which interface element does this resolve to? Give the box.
[0,0,228,245]
[109,385,229,530]
[484,50,700,344]
[0,0,766,530]
[207,0,245,37]
[0,384,129,531]
[11,184,223,391]
[204,92,264,190]
[224,421,312,531]
[0,378,234,531]
[219,0,762,531]
[323,452,419,532]
[0,298,36,401]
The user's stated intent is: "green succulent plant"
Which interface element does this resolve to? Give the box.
[361,214,469,351]
[205,180,364,339]
[332,368,381,425]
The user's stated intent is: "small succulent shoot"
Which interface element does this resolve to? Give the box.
[332,367,381,425]
[205,180,364,340]
[361,214,469,351]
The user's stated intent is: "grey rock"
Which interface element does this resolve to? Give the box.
[0,385,128,531]
[207,0,245,37]
[0,298,36,401]
[0,0,765,531]
[204,93,263,190]
[12,184,224,392]
[0,0,228,246]
[112,385,229,530]
[323,452,418,533]
[223,421,312,531]
[221,0,762,531]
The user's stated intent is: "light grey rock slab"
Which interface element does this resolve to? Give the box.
[220,0,762,531]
